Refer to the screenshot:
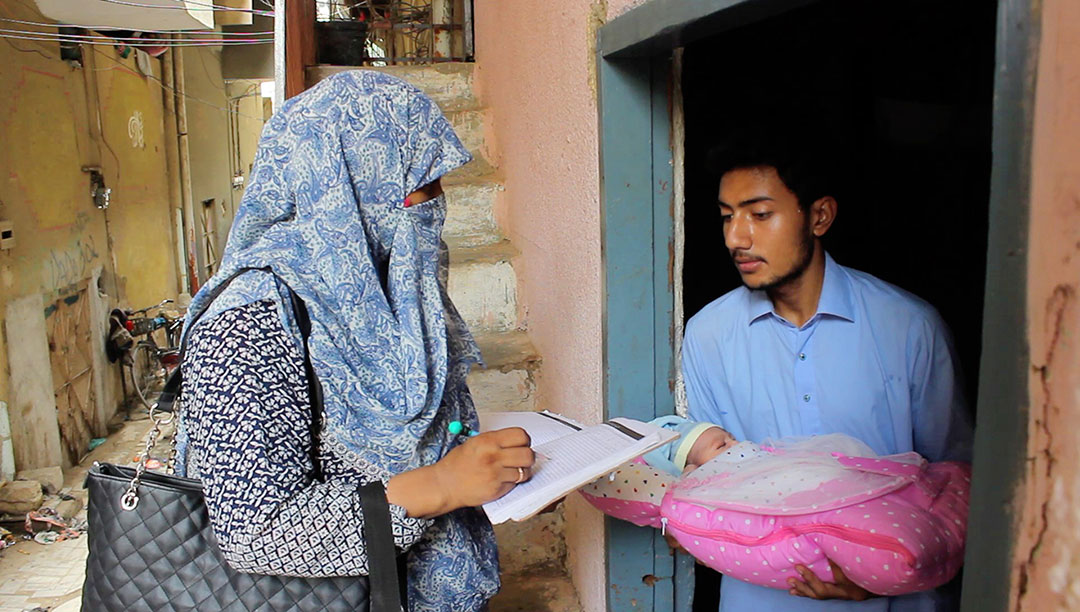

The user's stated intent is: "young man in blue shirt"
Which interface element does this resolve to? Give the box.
[682,132,973,612]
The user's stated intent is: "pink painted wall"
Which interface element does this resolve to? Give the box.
[1011,0,1080,609]
[472,1,643,610]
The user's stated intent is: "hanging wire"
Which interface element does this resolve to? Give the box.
[98,0,274,17]
[0,31,271,45]
[0,16,274,35]
[2,36,54,59]
[0,26,270,43]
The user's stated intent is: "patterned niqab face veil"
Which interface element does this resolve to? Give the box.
[178,71,497,609]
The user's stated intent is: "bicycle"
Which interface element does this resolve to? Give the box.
[112,299,185,409]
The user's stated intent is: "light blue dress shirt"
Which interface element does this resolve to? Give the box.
[682,253,973,612]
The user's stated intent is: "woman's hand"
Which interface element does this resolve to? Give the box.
[387,427,535,518]
[433,428,535,509]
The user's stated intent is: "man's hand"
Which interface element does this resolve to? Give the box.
[664,533,687,555]
[788,561,875,601]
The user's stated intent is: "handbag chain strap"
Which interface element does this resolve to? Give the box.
[121,405,174,510]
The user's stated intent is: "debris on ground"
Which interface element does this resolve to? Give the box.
[24,508,86,545]
[0,525,14,552]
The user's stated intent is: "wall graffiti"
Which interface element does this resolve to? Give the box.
[45,234,100,292]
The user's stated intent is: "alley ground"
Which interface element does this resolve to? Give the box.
[0,413,156,612]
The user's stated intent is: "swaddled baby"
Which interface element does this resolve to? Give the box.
[580,416,970,597]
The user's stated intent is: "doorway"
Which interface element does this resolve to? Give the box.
[680,2,996,608]
[599,0,1029,610]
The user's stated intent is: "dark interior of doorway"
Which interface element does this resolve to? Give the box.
[680,0,997,608]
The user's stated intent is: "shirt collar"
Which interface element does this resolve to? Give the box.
[817,253,856,322]
[746,252,856,325]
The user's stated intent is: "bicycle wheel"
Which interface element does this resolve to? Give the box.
[128,342,161,409]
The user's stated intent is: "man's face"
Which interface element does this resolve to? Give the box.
[718,166,815,291]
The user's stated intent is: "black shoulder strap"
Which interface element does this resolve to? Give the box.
[360,481,406,612]
[287,283,325,481]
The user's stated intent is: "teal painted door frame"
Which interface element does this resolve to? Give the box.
[598,54,695,612]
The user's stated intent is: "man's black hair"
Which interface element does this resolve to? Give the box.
[706,116,842,210]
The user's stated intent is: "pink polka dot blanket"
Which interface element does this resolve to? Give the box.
[579,434,970,596]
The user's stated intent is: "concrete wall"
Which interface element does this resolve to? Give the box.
[0,2,179,468]
[0,1,261,472]
[182,47,254,281]
[472,1,645,609]
[1011,0,1080,609]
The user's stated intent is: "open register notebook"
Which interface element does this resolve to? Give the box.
[478,411,679,524]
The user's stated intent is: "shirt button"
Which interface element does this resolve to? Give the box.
[799,352,806,361]
[803,394,811,402]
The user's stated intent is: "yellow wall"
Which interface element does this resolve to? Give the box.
[0,6,175,416]
[183,46,235,281]
[178,49,267,284]
[93,48,180,309]
[0,1,263,460]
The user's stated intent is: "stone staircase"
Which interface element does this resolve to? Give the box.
[308,64,582,612]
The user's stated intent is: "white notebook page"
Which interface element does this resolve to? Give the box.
[478,411,585,447]
[482,418,676,523]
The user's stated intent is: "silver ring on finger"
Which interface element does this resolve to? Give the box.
[515,466,525,484]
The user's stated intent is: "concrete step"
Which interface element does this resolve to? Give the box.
[306,63,478,111]
[444,175,503,248]
[468,330,540,414]
[493,506,567,576]
[444,108,485,159]
[489,564,583,612]
[448,241,518,332]
[446,156,499,185]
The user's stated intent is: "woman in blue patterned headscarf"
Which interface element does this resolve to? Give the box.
[175,70,534,611]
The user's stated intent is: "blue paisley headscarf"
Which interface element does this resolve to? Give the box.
[184,69,481,472]
[177,70,497,608]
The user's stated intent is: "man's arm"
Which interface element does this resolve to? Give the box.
[909,311,974,463]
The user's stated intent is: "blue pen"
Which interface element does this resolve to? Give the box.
[447,421,479,438]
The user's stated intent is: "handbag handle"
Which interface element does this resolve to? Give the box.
[361,481,405,611]
[132,268,406,611]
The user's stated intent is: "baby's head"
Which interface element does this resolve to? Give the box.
[643,416,739,476]
[684,426,737,470]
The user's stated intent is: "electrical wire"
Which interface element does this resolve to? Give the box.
[98,0,274,17]
[0,16,274,35]
[2,35,55,59]
[0,32,270,45]
[0,27,270,43]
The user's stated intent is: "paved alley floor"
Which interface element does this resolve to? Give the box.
[0,413,156,612]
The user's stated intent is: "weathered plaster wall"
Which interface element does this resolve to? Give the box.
[472,1,647,609]
[0,3,178,470]
[1011,0,1080,609]
[94,49,181,310]
[184,47,239,280]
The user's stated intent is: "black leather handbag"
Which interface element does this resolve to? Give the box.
[83,269,405,611]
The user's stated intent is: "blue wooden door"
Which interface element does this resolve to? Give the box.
[599,54,695,612]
